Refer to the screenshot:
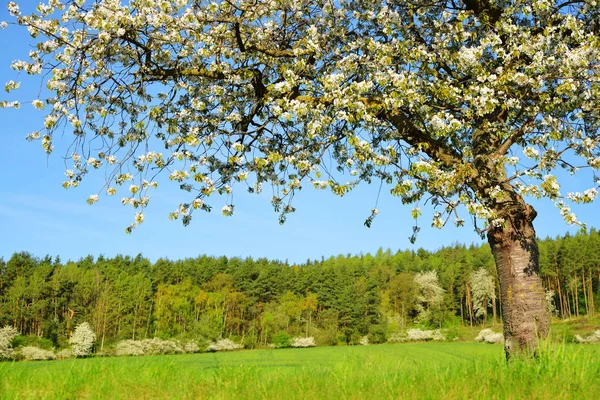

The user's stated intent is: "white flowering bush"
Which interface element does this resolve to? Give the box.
[19,346,56,361]
[115,340,146,357]
[406,329,446,342]
[183,342,200,354]
[206,339,243,352]
[575,330,600,344]
[71,322,96,357]
[0,326,19,360]
[56,349,74,360]
[387,333,408,343]
[207,339,243,352]
[475,329,504,344]
[115,338,185,356]
[291,337,316,348]
[143,338,184,355]
[359,336,369,346]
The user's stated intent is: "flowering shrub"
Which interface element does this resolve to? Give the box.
[20,346,56,361]
[291,337,316,348]
[71,322,96,357]
[115,340,146,357]
[56,349,74,360]
[359,336,369,346]
[143,338,184,355]
[183,342,200,354]
[115,338,185,356]
[407,329,446,342]
[206,339,243,352]
[575,330,600,344]
[475,329,504,344]
[387,333,407,343]
[0,326,19,360]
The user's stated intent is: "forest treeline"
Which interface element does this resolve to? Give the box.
[1,229,598,349]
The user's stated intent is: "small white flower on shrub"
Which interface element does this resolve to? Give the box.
[206,339,243,352]
[291,337,316,348]
[71,322,96,357]
[575,330,600,344]
[475,328,504,344]
[20,346,56,361]
[406,329,446,341]
[0,326,19,360]
[359,336,369,346]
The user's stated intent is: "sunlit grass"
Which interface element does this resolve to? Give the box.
[1,342,599,399]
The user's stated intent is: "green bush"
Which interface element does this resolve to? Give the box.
[11,335,55,350]
[313,328,337,347]
[272,332,292,349]
[368,325,387,344]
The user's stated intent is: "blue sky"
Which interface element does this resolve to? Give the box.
[0,7,597,264]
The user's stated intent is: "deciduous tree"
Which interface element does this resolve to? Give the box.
[4,0,600,358]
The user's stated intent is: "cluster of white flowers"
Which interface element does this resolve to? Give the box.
[169,170,189,182]
[575,330,600,344]
[0,325,19,360]
[523,147,540,159]
[31,99,45,110]
[114,338,192,356]
[206,339,243,352]
[291,337,316,348]
[475,329,503,344]
[87,157,102,169]
[556,201,579,225]
[19,346,56,361]
[406,329,446,342]
[566,188,598,204]
[221,204,233,216]
[4,80,20,92]
[86,194,99,205]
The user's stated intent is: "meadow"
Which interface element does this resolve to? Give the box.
[1,342,599,399]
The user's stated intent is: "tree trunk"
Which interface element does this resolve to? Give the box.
[589,268,594,316]
[582,270,589,315]
[487,204,550,359]
[491,283,497,325]
[554,268,565,318]
[465,283,474,327]
[460,296,464,326]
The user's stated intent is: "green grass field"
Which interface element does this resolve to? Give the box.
[1,342,599,399]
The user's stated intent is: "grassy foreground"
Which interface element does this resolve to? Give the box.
[1,342,599,399]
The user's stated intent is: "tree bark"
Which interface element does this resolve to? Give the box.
[487,204,550,359]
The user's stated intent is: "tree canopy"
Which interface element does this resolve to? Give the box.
[2,0,599,231]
